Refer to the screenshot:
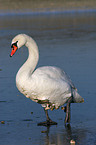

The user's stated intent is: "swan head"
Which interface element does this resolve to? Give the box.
[10,34,27,57]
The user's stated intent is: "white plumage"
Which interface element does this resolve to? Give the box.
[10,34,84,125]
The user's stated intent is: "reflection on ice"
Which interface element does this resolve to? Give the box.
[40,124,87,145]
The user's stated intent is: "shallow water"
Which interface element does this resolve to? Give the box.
[0,12,96,145]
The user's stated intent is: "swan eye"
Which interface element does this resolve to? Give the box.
[11,41,18,48]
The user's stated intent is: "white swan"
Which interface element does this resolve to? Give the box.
[10,34,84,126]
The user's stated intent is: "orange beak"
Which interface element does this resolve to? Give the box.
[10,45,18,57]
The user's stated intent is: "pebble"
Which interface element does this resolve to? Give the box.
[1,121,5,124]
[70,139,75,144]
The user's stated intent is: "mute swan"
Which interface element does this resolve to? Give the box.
[10,34,84,126]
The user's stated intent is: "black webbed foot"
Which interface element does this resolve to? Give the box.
[37,108,57,126]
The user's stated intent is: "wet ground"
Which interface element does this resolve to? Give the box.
[0,12,96,145]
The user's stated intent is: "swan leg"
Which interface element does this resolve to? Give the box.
[37,108,57,126]
[64,97,73,124]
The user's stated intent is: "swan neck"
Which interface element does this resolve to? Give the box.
[26,38,39,72]
[18,38,39,77]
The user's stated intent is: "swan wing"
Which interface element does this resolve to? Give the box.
[26,66,73,106]
[33,66,75,89]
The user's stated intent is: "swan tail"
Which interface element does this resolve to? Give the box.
[72,89,84,103]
